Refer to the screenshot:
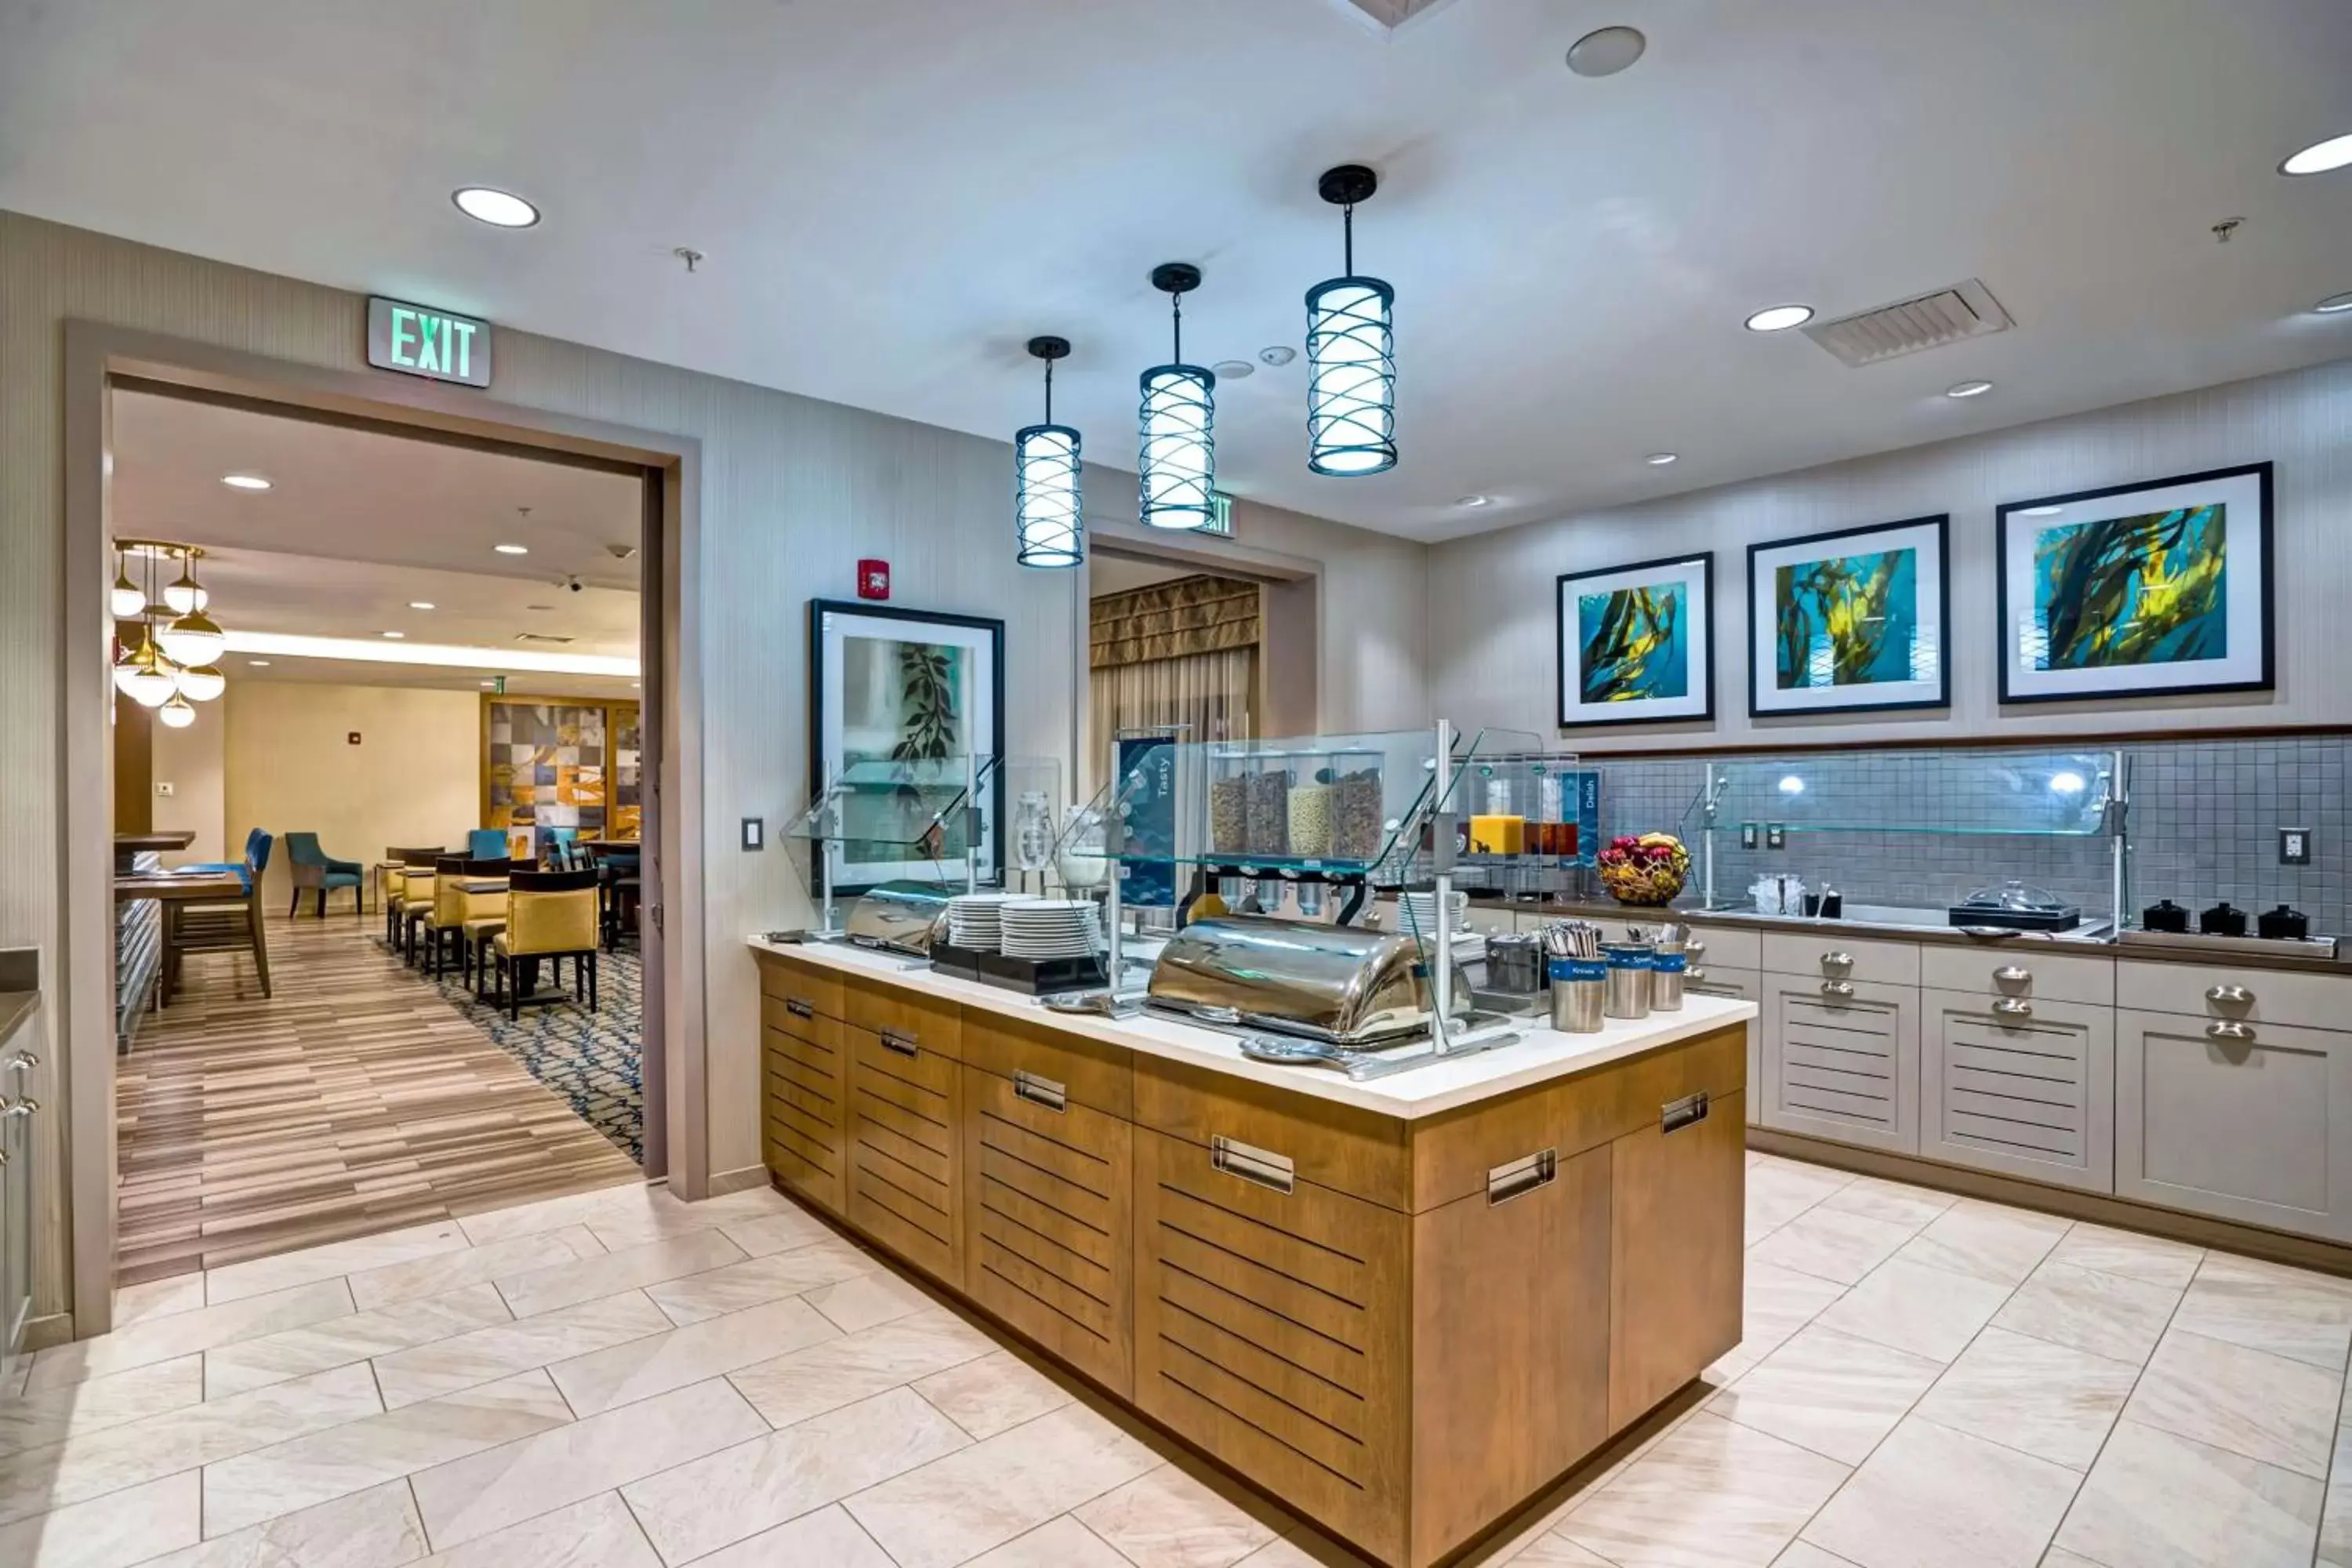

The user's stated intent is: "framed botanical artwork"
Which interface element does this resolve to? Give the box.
[808,599,1006,895]
[1996,463,2273,704]
[1748,514,1950,717]
[1555,553,1714,728]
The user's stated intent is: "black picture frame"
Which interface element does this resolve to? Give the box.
[1554,551,1715,729]
[807,598,1008,897]
[1994,463,2274,705]
[1745,514,1951,718]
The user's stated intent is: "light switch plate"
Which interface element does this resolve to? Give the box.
[154,781,174,797]
[741,816,764,851]
[1766,823,1787,851]
[1740,822,1759,850]
[2281,827,2312,866]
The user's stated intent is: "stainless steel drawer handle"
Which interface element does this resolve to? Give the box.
[2206,984,2253,1007]
[1488,1148,1558,1206]
[1662,1091,1710,1134]
[1211,1135,1294,1196]
[1013,1070,1067,1112]
[1994,966,2031,985]
[2205,1021,2257,1044]
[2,1097,35,1118]
[1686,941,1708,957]
[785,996,815,1020]
[1991,998,2034,1019]
[877,1027,920,1057]
[1821,952,1855,974]
[1686,966,1709,984]
[1820,980,1856,999]
[4,1050,36,1074]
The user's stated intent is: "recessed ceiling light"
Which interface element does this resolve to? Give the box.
[494,543,529,555]
[246,659,270,667]
[221,474,271,491]
[1257,346,1297,367]
[1946,380,1994,398]
[1455,494,1493,509]
[1646,452,1679,466]
[452,187,540,227]
[1211,360,1255,379]
[408,601,436,611]
[2315,292,2352,314]
[1745,304,1815,333]
[2281,132,2352,176]
[2020,505,2065,517]
[1566,24,1646,78]
[380,630,405,639]
[481,680,496,688]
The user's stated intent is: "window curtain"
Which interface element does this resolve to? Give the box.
[1088,575,1259,791]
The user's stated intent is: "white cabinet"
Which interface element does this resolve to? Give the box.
[1921,988,2113,1193]
[1686,966,1765,1125]
[1762,973,1919,1154]
[2117,1008,2352,1242]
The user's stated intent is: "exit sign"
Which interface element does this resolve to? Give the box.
[1203,492,1235,537]
[368,297,492,387]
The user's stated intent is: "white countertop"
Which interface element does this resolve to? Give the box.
[746,936,1756,1120]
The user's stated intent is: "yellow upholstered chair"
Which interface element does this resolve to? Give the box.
[491,868,601,1019]
[425,857,510,980]
[398,859,444,964]
[383,848,441,952]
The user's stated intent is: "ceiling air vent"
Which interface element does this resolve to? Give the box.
[514,632,575,645]
[1802,279,2013,368]
[1330,0,1462,33]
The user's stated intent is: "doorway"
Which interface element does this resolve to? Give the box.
[64,328,703,1334]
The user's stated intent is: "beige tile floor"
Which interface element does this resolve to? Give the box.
[6,1156,2352,1566]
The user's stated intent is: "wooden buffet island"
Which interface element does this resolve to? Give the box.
[749,937,1755,1567]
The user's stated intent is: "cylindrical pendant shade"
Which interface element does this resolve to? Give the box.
[1138,364,1217,529]
[1305,275,1396,476]
[1014,423,1084,568]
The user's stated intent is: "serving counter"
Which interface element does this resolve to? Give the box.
[748,936,1755,1568]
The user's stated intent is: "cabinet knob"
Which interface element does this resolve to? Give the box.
[1686,966,1709,983]
[2205,1020,2257,1044]
[2205,984,2253,1008]
[1993,965,2031,987]
[4,1050,36,1075]
[1819,980,1857,1000]
[1820,952,1855,975]
[1686,940,1708,957]
[1991,997,2034,1019]
[1,1097,34,1119]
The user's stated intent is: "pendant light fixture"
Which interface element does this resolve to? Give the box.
[163,548,209,614]
[158,604,225,668]
[175,663,226,702]
[123,629,177,708]
[1305,164,1397,476]
[1014,336,1083,568]
[1138,262,1217,531]
[158,691,197,730]
[110,548,147,619]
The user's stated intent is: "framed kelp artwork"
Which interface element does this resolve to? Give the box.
[808,600,1006,894]
[1748,514,1950,717]
[1996,463,2273,704]
[1555,553,1714,728]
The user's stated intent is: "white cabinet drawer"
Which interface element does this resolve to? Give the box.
[1685,966,1763,1127]
[1762,931,1920,988]
[1682,924,1762,972]
[1762,973,1919,1154]
[1919,946,2114,1007]
[2117,960,2352,1034]
[2117,1008,2352,1241]
[1920,989,2113,1193]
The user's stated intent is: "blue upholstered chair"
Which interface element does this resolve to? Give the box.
[467,828,510,860]
[285,832,365,917]
[176,826,268,893]
[163,831,273,1002]
[538,826,582,869]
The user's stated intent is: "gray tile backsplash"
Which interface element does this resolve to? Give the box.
[1593,737,2349,938]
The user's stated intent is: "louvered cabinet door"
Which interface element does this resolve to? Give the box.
[1921,989,2114,1192]
[846,1025,964,1287]
[962,1065,1133,1396]
[760,1000,848,1215]
[1131,1127,1411,1568]
[1762,973,1920,1153]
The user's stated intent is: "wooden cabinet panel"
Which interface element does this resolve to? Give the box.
[844,975,962,1059]
[1919,946,2114,1007]
[2118,1009,2352,1241]
[755,951,844,1022]
[1132,1127,1411,1567]
[847,1025,964,1286]
[963,1065,1134,1396]
[1921,989,2113,1193]
[762,1015,847,1214]
[963,1013,1133,1120]
[1410,1144,1610,1566]
[1762,974,1919,1154]
[1762,931,1920,987]
[1610,1088,1744,1430]
[1134,1057,1411,1211]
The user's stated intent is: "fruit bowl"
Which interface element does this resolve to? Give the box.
[1598,833,1690,906]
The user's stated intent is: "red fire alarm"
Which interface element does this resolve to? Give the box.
[855,559,891,601]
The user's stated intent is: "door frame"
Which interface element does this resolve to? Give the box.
[62,322,708,1338]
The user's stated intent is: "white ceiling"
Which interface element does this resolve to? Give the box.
[13,1,2352,543]
[111,389,642,695]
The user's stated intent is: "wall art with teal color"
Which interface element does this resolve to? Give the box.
[1748,514,1949,717]
[1556,553,1714,728]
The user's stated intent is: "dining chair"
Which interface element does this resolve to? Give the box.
[285,832,365,917]
[539,826,582,870]
[426,856,510,979]
[164,830,274,1001]
[489,868,600,1019]
[467,828,510,860]
[592,843,642,950]
[397,853,444,964]
[381,847,445,946]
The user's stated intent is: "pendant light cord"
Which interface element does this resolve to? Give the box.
[1043,357,1054,425]
[1344,203,1355,276]
[1171,291,1183,367]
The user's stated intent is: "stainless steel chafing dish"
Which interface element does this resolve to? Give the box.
[844,880,953,956]
[1147,914,1473,1047]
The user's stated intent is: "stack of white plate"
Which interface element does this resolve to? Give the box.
[947,892,1025,953]
[1399,890,1471,936]
[999,898,1103,961]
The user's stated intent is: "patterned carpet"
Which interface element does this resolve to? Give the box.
[426,942,645,1164]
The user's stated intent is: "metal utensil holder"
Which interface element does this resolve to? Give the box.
[1550,957,1605,1032]
[1602,942,1653,1019]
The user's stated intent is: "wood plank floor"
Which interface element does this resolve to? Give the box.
[115,911,644,1286]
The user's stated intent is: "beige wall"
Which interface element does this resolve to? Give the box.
[1428,355,2352,749]
[225,683,479,909]
[147,703,223,868]
[0,210,1429,1331]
